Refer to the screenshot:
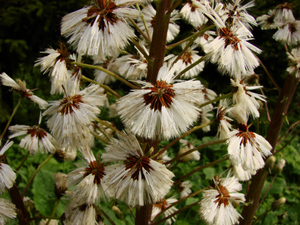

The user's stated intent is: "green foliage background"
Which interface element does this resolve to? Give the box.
[1,0,300,224]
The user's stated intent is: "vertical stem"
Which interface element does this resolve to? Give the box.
[240,75,299,225]
[8,184,30,225]
[146,0,173,84]
[135,1,173,224]
[135,205,153,225]
[4,152,29,224]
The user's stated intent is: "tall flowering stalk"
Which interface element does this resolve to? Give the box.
[1,1,299,225]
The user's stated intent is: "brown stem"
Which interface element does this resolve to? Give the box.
[240,75,299,225]
[135,204,153,225]
[146,0,173,84]
[8,184,30,225]
[135,2,173,224]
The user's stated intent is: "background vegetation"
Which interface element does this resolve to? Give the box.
[0,0,300,224]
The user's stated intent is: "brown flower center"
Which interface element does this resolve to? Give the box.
[181,52,193,65]
[84,0,118,31]
[220,28,241,51]
[125,155,153,180]
[236,123,256,146]
[214,185,230,207]
[27,127,48,139]
[84,161,106,184]
[154,198,168,210]
[143,80,175,111]
[57,95,83,115]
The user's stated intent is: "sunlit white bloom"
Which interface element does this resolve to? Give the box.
[216,99,233,140]
[137,4,180,43]
[192,1,261,77]
[93,58,118,84]
[0,198,16,224]
[227,124,272,172]
[43,84,106,151]
[231,79,266,124]
[67,147,107,204]
[231,163,256,181]
[117,66,203,140]
[102,131,174,207]
[0,73,48,109]
[65,202,97,225]
[287,48,300,78]
[204,27,261,77]
[223,0,257,30]
[180,0,208,27]
[151,198,177,225]
[35,44,74,94]
[180,181,192,198]
[273,3,295,24]
[0,141,16,194]
[115,54,148,80]
[256,9,281,30]
[178,139,200,162]
[89,121,115,143]
[194,29,215,47]
[114,44,149,80]
[167,43,204,79]
[200,175,245,225]
[273,20,300,46]
[61,0,140,59]
[9,124,57,154]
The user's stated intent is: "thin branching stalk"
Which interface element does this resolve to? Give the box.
[21,154,54,198]
[165,138,227,165]
[0,97,23,140]
[151,200,201,225]
[135,4,152,41]
[173,156,229,186]
[155,120,215,159]
[152,187,207,221]
[92,132,109,145]
[259,87,271,123]
[254,208,272,224]
[130,37,150,60]
[275,129,300,154]
[95,206,116,225]
[170,35,199,67]
[175,53,211,79]
[45,198,61,225]
[199,92,233,108]
[81,75,121,98]
[73,62,139,89]
[256,56,281,92]
[170,25,215,67]
[166,25,215,51]
[94,118,121,134]
[129,18,151,43]
[277,120,300,144]
[258,174,278,208]
[16,151,30,171]
[167,0,183,14]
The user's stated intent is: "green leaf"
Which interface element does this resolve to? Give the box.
[202,167,216,180]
